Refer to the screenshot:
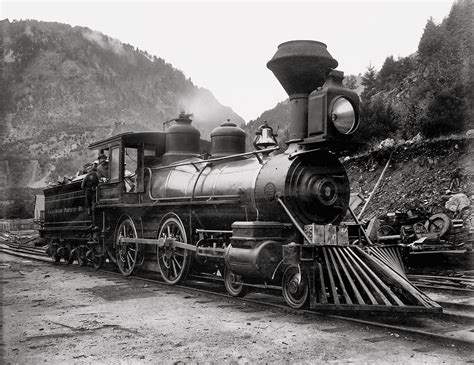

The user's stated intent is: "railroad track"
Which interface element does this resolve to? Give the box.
[407,274,474,292]
[1,242,473,348]
[1,241,48,257]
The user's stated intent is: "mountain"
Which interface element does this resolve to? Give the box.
[0,19,244,189]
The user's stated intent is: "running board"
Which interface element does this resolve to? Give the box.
[283,244,442,313]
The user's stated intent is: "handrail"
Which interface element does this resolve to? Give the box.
[288,147,322,160]
[149,146,279,171]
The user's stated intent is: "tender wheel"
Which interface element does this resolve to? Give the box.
[157,214,190,284]
[115,218,139,276]
[92,245,106,271]
[224,269,248,297]
[52,251,61,264]
[64,243,74,265]
[282,265,309,309]
[51,242,60,264]
[76,246,88,267]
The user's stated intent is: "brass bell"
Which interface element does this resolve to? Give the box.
[254,121,278,149]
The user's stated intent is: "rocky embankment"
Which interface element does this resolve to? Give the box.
[345,137,473,229]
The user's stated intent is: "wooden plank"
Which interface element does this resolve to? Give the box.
[332,247,365,305]
[322,247,339,304]
[339,247,378,305]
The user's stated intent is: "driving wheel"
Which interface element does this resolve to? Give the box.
[156,214,190,284]
[115,218,139,276]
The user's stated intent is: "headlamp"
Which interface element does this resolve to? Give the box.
[330,97,358,135]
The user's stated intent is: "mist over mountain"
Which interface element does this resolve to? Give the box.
[0,19,244,189]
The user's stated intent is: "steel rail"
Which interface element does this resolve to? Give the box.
[1,244,473,348]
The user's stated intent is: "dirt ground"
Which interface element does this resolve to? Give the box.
[1,253,472,364]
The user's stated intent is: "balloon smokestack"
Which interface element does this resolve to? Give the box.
[267,40,338,143]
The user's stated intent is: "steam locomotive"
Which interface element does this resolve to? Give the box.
[40,41,440,312]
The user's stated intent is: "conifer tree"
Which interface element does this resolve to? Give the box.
[360,66,377,103]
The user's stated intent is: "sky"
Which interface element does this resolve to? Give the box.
[1,0,454,122]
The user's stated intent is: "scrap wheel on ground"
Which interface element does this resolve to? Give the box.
[282,265,309,309]
[224,269,248,297]
[156,215,190,285]
[425,213,452,237]
[115,218,139,276]
[378,225,397,237]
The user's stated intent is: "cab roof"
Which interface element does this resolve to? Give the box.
[88,132,166,150]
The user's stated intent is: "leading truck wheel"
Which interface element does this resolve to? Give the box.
[115,218,139,277]
[282,265,309,309]
[224,269,248,297]
[156,214,190,285]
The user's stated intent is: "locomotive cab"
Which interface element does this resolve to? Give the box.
[89,132,166,204]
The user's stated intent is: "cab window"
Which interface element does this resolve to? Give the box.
[110,147,120,182]
[124,148,138,175]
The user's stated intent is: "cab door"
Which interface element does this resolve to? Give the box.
[97,144,122,205]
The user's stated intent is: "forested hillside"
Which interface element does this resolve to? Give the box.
[244,0,472,146]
